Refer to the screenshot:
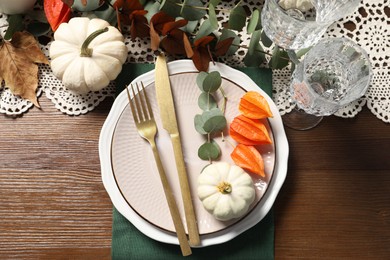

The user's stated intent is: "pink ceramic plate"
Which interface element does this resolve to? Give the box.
[99,60,289,247]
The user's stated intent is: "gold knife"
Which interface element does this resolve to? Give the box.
[155,53,200,246]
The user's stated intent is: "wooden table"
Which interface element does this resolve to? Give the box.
[1,97,389,259]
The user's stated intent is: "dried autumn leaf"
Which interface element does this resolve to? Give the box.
[161,19,188,36]
[192,36,215,71]
[0,31,49,107]
[150,12,175,34]
[160,29,187,55]
[192,47,210,72]
[129,9,149,40]
[183,33,193,58]
[214,37,234,57]
[150,22,160,51]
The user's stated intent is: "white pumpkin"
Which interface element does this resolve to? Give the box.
[198,162,255,221]
[49,17,127,94]
[0,0,36,14]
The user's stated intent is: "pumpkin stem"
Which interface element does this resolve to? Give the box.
[80,27,109,57]
[217,182,232,194]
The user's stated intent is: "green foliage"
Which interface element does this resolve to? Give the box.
[4,15,24,40]
[181,0,206,21]
[198,92,217,110]
[247,8,262,33]
[198,141,221,160]
[228,5,247,31]
[194,71,227,161]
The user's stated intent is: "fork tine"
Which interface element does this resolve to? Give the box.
[136,82,149,121]
[140,82,154,119]
[126,85,138,123]
[131,83,144,122]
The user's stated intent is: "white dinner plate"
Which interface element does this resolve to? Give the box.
[99,60,289,247]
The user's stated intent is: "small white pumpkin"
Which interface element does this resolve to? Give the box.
[49,17,127,94]
[198,162,256,221]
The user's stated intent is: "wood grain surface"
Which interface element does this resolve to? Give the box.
[0,97,389,259]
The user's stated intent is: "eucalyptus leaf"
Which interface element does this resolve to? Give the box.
[201,108,226,133]
[202,107,224,120]
[219,29,240,55]
[181,0,206,21]
[269,46,290,70]
[203,114,227,133]
[287,49,300,65]
[198,92,217,110]
[93,3,117,25]
[228,5,247,31]
[144,1,161,22]
[202,71,222,93]
[26,22,51,37]
[194,19,215,40]
[261,30,273,48]
[208,4,218,29]
[247,9,262,33]
[247,30,261,55]
[196,71,208,90]
[26,10,48,23]
[160,0,182,18]
[244,42,266,67]
[198,141,221,160]
[182,20,199,34]
[194,114,208,135]
[4,14,24,40]
[296,47,311,58]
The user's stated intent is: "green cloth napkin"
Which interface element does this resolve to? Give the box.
[112,62,274,260]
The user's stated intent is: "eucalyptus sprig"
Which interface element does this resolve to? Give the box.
[194,71,227,162]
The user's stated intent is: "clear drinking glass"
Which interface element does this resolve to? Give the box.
[261,0,361,50]
[283,37,372,130]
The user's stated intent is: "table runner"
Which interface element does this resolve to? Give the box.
[112,62,274,259]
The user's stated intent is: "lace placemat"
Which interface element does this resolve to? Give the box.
[0,0,388,123]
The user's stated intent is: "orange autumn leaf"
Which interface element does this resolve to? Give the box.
[231,144,265,177]
[0,31,49,107]
[239,91,273,119]
[230,115,272,145]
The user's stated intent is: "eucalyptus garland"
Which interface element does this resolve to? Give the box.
[194,71,227,161]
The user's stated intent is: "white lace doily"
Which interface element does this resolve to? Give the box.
[0,0,389,122]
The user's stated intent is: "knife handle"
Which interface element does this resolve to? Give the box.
[150,140,192,256]
[171,134,201,246]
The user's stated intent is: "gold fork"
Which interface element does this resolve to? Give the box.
[126,82,192,256]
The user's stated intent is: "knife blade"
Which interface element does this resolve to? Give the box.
[155,53,200,246]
